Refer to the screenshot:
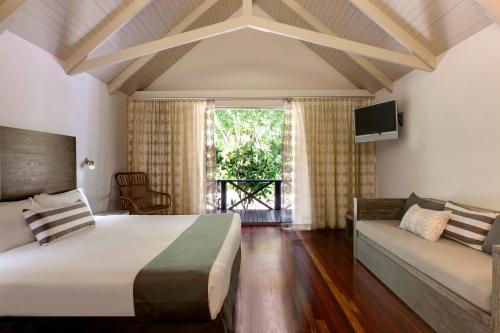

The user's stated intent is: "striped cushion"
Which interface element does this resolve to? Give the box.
[23,201,95,246]
[443,202,497,251]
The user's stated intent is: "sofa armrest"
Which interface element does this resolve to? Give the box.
[352,198,406,260]
[354,198,406,221]
[493,245,500,333]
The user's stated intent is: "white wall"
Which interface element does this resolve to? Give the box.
[375,24,500,209]
[147,6,355,91]
[0,31,128,212]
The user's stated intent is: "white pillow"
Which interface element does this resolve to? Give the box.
[34,189,92,214]
[399,204,452,242]
[0,198,41,252]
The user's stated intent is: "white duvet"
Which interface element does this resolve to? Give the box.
[0,214,241,320]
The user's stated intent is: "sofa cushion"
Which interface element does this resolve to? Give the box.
[402,193,445,217]
[483,216,500,254]
[399,205,451,241]
[443,202,497,251]
[356,219,493,312]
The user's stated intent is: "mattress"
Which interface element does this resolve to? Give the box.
[0,214,241,319]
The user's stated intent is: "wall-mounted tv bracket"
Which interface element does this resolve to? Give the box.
[397,112,404,127]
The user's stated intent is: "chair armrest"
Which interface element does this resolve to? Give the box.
[150,191,172,207]
[355,198,406,221]
[493,245,500,333]
[150,191,169,196]
[119,196,145,215]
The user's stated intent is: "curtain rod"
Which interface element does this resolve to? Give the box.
[130,89,374,100]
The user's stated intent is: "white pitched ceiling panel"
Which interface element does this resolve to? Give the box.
[2,0,493,94]
[120,0,242,94]
[88,0,205,83]
[6,0,133,59]
[255,0,393,92]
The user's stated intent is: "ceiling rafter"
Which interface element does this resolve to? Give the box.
[250,17,430,70]
[0,0,25,28]
[71,15,431,76]
[474,0,500,25]
[346,0,436,69]
[72,17,247,74]
[64,0,154,74]
[242,0,252,16]
[108,0,222,94]
[279,0,393,92]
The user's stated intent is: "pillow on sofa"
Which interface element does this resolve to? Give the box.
[399,204,452,241]
[443,202,497,251]
[34,189,92,214]
[482,216,500,254]
[0,198,41,252]
[401,193,445,217]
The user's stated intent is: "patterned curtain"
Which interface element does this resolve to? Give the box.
[291,97,376,229]
[127,99,210,214]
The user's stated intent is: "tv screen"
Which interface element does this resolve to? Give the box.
[354,101,398,142]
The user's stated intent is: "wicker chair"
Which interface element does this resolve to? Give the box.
[115,172,172,215]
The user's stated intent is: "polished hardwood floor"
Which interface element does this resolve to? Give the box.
[234,227,434,333]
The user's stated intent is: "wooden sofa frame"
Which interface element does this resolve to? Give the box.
[353,198,500,333]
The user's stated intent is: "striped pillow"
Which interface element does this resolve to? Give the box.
[23,201,95,246]
[443,202,497,251]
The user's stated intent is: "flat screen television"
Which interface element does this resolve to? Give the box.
[354,100,398,143]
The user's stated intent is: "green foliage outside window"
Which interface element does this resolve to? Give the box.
[214,109,284,208]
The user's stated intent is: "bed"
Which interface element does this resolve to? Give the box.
[0,126,241,333]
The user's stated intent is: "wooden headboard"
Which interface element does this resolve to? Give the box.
[0,126,76,201]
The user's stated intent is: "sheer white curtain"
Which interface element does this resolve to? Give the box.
[282,99,312,228]
[128,98,211,214]
[285,98,376,229]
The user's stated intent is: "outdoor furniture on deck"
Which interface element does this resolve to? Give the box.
[214,179,290,224]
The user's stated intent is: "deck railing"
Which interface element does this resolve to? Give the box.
[217,179,281,211]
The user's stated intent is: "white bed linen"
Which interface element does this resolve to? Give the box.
[0,214,241,319]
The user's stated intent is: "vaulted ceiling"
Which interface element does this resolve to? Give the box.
[0,0,496,95]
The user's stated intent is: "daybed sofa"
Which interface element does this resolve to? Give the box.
[353,198,499,333]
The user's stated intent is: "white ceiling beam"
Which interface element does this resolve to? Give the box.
[64,0,153,74]
[242,0,252,16]
[474,0,500,25]
[248,17,432,71]
[280,0,393,92]
[346,0,436,69]
[108,0,221,94]
[73,16,432,75]
[0,0,25,28]
[73,17,249,75]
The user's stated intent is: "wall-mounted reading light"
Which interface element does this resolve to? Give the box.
[83,158,95,170]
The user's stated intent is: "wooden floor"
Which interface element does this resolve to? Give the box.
[210,209,292,224]
[235,227,434,333]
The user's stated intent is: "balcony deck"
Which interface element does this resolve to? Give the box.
[212,179,291,224]
[209,209,292,224]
